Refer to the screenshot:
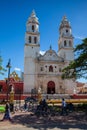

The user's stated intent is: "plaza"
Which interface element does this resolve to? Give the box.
[0,1,87,130]
[0,108,87,130]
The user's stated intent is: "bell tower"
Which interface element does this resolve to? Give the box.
[24,10,40,93]
[58,16,74,61]
[25,10,40,57]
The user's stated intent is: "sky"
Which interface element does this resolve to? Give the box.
[0,0,87,83]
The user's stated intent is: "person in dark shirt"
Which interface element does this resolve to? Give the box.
[3,101,12,120]
[24,101,28,111]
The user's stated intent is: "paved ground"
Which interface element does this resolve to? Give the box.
[0,111,87,130]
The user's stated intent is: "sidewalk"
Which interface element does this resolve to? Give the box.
[0,111,87,130]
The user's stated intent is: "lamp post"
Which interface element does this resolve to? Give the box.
[6,59,11,101]
[9,86,14,112]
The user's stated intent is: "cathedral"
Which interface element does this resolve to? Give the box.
[24,10,76,95]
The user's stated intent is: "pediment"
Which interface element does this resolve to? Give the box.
[38,49,63,62]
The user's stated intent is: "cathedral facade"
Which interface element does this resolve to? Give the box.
[24,10,76,95]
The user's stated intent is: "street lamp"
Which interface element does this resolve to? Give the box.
[6,59,11,101]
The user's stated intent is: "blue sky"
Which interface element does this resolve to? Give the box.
[0,0,87,83]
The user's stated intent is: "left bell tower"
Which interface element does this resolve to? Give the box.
[25,10,40,48]
[24,10,40,93]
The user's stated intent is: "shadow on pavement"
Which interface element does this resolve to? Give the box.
[11,112,87,130]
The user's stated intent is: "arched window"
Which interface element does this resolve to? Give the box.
[49,65,53,72]
[40,67,43,71]
[34,37,37,43]
[59,68,61,72]
[29,36,31,43]
[32,25,34,32]
[66,29,68,33]
[69,40,72,47]
[64,40,67,46]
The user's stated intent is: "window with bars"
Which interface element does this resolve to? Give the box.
[64,40,67,46]
[34,37,37,43]
[32,25,34,32]
[29,36,31,43]
[49,65,53,72]
[69,40,72,47]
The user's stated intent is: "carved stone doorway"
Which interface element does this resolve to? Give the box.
[47,81,55,94]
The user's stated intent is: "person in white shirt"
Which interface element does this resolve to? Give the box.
[61,98,68,115]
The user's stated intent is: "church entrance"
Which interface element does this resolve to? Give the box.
[47,81,55,94]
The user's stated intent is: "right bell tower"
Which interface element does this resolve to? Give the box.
[58,16,74,62]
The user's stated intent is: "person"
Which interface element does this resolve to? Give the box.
[24,101,28,111]
[67,103,74,112]
[3,101,12,121]
[10,103,14,112]
[61,98,68,115]
[42,99,47,108]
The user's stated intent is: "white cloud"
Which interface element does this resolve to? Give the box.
[39,51,45,55]
[74,35,85,40]
[14,67,21,71]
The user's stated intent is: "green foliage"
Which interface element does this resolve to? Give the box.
[62,38,87,79]
[0,106,5,112]
[0,55,6,75]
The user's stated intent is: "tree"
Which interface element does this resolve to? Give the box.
[62,38,87,80]
[0,55,6,75]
